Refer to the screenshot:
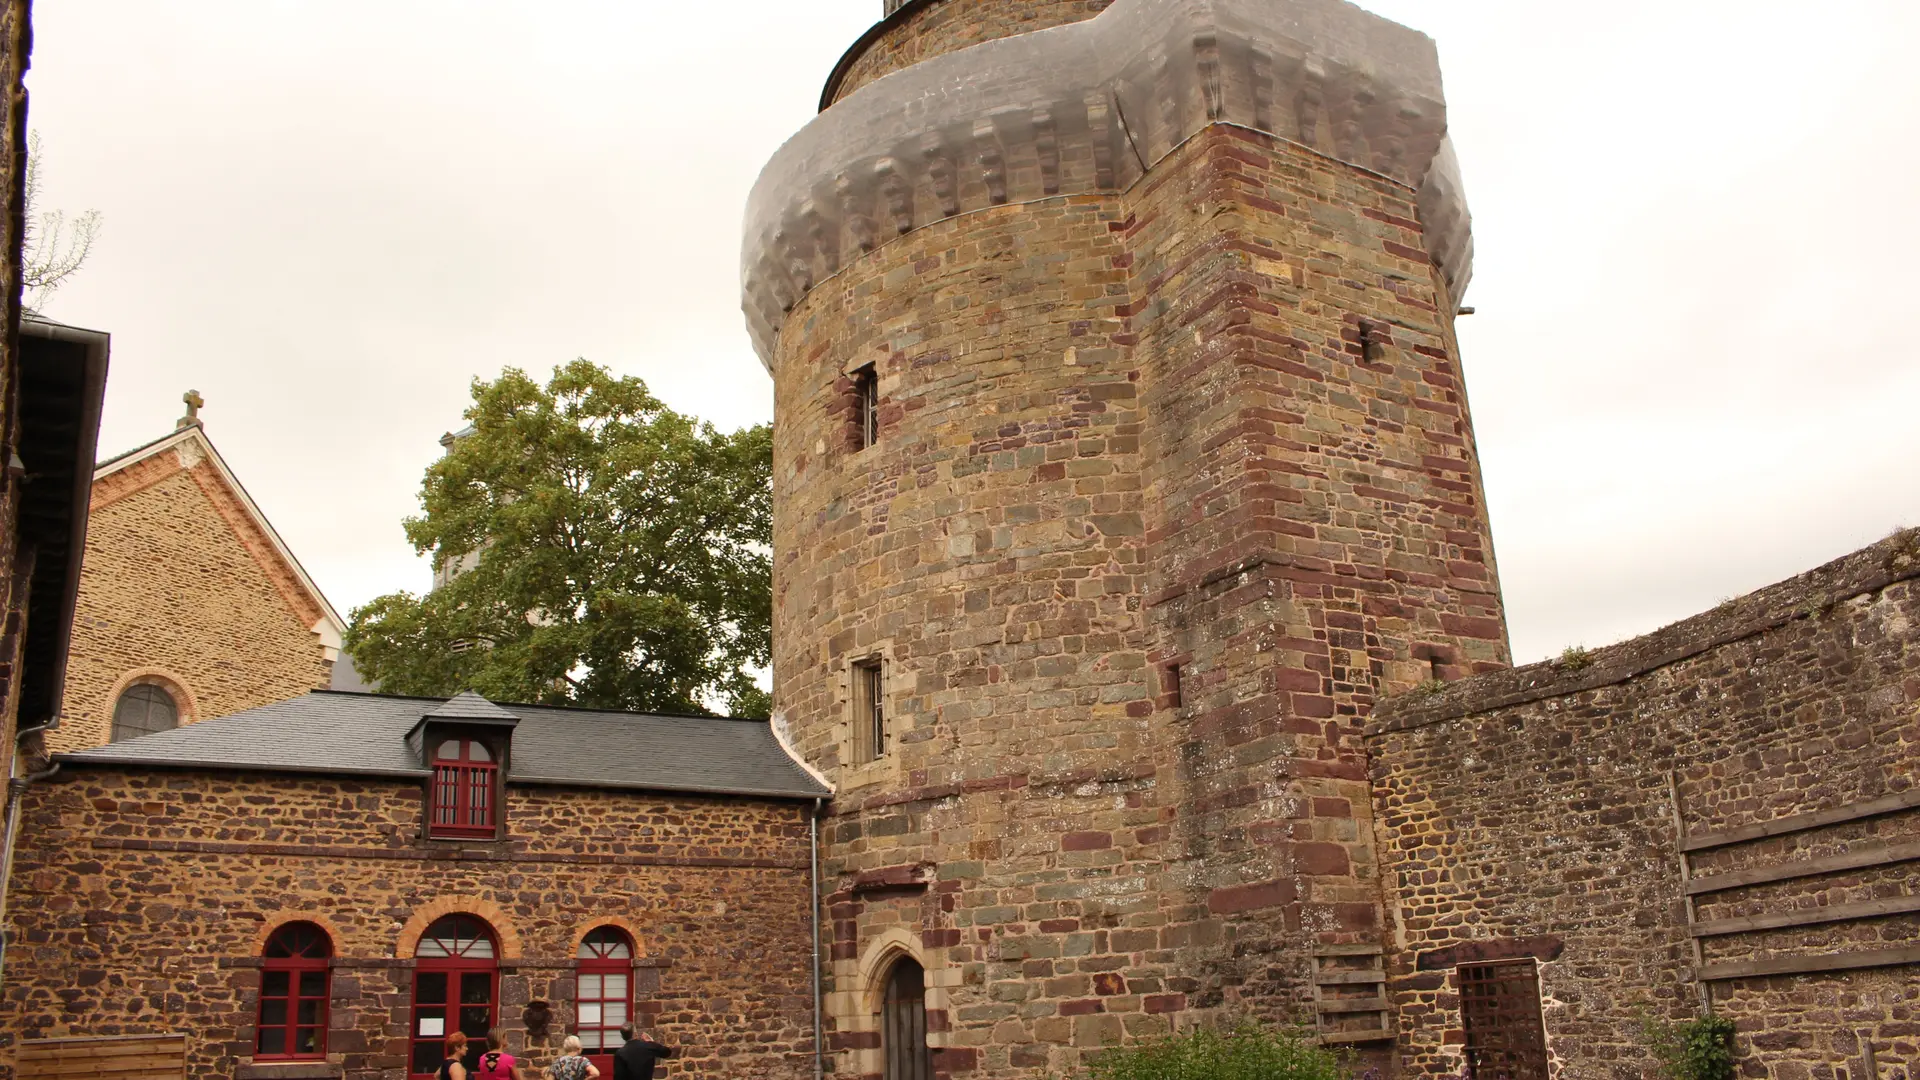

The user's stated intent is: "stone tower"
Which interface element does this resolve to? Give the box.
[745,0,1508,1074]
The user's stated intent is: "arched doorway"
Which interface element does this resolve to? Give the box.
[881,956,932,1080]
[410,914,498,1078]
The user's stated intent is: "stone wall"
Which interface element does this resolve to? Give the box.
[831,0,1114,105]
[0,768,819,1080]
[1128,122,1506,1057]
[1368,530,1920,1078]
[771,120,1508,1076]
[53,445,332,752]
[0,0,32,790]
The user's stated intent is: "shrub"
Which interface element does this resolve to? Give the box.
[1557,645,1593,671]
[1085,1024,1348,1080]
[1642,1015,1736,1080]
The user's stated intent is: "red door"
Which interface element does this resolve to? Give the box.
[411,915,500,1078]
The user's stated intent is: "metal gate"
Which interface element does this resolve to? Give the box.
[1457,960,1549,1080]
[882,957,932,1080]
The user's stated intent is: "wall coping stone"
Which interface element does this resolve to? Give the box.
[1367,528,1920,736]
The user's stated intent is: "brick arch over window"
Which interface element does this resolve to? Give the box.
[104,667,198,728]
[394,897,522,959]
[568,915,648,958]
[251,911,348,956]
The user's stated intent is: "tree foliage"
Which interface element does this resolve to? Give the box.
[346,361,772,717]
[1082,1024,1349,1080]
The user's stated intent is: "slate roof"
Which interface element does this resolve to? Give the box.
[60,690,831,800]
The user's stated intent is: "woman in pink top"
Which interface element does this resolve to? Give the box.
[472,1030,528,1080]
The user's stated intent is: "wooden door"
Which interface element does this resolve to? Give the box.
[882,958,932,1080]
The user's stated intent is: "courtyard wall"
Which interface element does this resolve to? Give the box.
[1369,530,1920,1078]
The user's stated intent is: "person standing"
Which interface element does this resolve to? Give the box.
[546,1035,600,1080]
[472,1029,528,1080]
[437,1032,471,1080]
[611,1023,674,1080]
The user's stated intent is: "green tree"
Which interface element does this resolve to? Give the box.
[346,360,772,717]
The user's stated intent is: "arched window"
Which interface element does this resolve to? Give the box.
[576,926,634,1073]
[110,683,178,742]
[882,957,931,1080]
[257,921,331,1060]
[411,915,498,1078]
[429,738,498,839]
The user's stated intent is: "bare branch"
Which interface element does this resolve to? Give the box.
[22,132,103,311]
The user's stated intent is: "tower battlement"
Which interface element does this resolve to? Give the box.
[745,0,1472,369]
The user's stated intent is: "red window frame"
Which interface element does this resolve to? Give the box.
[430,737,498,839]
[575,926,636,1073]
[410,915,499,1080]
[256,921,331,1061]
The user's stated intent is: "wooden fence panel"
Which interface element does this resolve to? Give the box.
[16,1033,187,1080]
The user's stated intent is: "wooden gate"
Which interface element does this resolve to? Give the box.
[882,958,932,1080]
[1457,960,1549,1080]
[17,1033,187,1079]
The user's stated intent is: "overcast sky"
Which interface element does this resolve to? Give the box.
[28,1,1920,664]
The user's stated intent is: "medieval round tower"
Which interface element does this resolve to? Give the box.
[745,0,1509,1074]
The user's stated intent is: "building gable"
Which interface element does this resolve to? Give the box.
[53,425,347,751]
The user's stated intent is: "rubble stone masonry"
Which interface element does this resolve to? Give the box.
[52,445,333,752]
[0,768,818,1079]
[770,114,1509,1074]
[1368,530,1920,1078]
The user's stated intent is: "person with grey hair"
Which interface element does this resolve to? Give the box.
[544,1035,599,1080]
[610,1022,674,1080]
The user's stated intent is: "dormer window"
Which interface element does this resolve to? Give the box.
[430,737,498,839]
[411,691,520,842]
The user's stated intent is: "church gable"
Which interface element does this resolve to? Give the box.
[53,421,345,752]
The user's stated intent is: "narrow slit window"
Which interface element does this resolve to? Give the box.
[1161,664,1183,709]
[854,367,879,449]
[852,659,886,763]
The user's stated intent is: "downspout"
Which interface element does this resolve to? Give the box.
[810,796,826,1080]
[0,718,61,987]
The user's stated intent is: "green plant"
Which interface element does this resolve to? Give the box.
[1084,1024,1347,1080]
[1642,1015,1736,1080]
[1414,678,1449,696]
[1557,645,1593,671]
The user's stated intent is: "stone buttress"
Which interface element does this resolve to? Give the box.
[745,0,1508,1074]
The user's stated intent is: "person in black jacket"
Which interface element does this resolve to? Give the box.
[611,1023,673,1080]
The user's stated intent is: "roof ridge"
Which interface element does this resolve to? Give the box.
[313,687,771,724]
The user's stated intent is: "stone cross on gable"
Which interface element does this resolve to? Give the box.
[176,389,204,429]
